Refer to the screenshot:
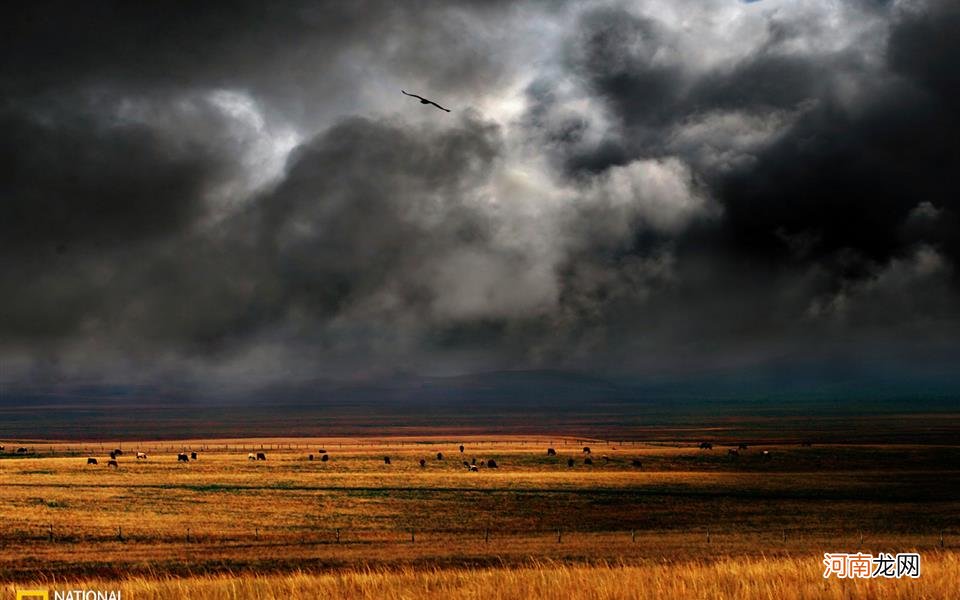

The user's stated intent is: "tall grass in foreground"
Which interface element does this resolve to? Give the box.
[8,552,956,600]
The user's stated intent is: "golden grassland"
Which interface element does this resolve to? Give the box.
[5,553,958,600]
[1,436,958,597]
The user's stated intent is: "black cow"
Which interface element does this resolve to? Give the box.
[308,454,314,461]
[459,445,465,453]
[547,448,557,456]
[321,454,329,462]
[738,444,749,451]
[800,441,813,447]
[584,457,593,465]
[87,457,98,465]
[567,458,575,467]
[463,461,470,468]
[110,451,117,459]
[190,452,198,460]
[436,452,444,460]
[318,449,327,454]
[699,442,714,450]
[113,449,123,456]
[419,458,426,467]
[471,457,476,465]
[728,449,740,457]
[256,452,267,461]
[107,459,119,468]
[383,456,391,465]
[582,446,591,454]
[177,453,189,462]
[487,459,498,469]
[16,447,28,454]
[631,459,643,468]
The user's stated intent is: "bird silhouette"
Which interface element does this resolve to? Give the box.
[402,90,451,112]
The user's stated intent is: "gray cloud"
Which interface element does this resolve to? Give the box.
[2,0,959,386]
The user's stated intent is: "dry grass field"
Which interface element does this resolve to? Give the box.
[1,435,958,598]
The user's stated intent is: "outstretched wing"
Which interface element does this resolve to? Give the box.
[426,100,451,112]
[401,90,426,101]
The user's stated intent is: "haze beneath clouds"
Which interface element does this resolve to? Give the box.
[2,0,959,389]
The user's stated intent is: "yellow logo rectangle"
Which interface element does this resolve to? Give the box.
[16,591,48,600]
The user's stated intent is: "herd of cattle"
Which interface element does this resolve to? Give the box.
[0,441,800,469]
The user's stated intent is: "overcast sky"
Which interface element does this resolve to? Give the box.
[2,0,958,387]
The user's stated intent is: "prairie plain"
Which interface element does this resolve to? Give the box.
[1,435,958,598]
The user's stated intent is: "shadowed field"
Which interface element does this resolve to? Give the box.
[1,436,958,597]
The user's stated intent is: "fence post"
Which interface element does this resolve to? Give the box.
[940,530,944,548]
[48,524,53,542]
[117,526,123,541]
[336,528,341,544]
[485,528,489,543]
[859,530,863,546]
[557,528,562,543]
[706,528,711,543]
[187,528,191,543]
[411,530,415,543]
[631,529,636,543]
[782,529,786,543]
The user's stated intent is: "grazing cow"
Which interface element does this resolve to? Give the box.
[383,456,391,465]
[136,452,147,460]
[459,445,465,453]
[631,459,643,468]
[318,449,327,454]
[248,453,256,461]
[728,449,740,457]
[567,458,575,467]
[419,458,426,467]
[87,457,98,465]
[256,452,266,461]
[738,444,748,451]
[582,446,591,454]
[762,450,771,459]
[190,452,197,460]
[436,452,444,460]
[547,448,557,456]
[480,460,486,467]
[463,461,470,468]
[17,447,28,454]
[113,449,123,456]
[107,459,119,468]
[177,453,189,462]
[110,451,117,459]
[584,457,593,465]
[308,454,314,461]
[487,459,498,469]
[699,442,713,450]
[321,454,329,462]
[469,465,479,472]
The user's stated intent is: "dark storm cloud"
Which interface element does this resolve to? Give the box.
[2,0,959,385]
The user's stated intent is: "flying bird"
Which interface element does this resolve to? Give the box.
[402,90,451,112]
